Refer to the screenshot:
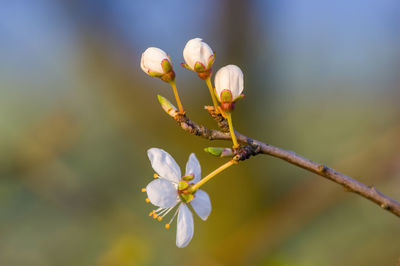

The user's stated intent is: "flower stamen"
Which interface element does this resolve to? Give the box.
[154,207,170,217]
[153,173,159,179]
[145,198,150,203]
[141,188,146,192]
[164,205,180,229]
[160,206,175,219]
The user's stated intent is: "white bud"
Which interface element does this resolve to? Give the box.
[214,65,244,102]
[141,47,172,75]
[183,38,214,71]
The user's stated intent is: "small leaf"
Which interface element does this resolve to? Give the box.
[157,94,178,117]
[204,147,233,157]
[204,147,224,156]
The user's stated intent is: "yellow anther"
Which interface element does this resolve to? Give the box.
[141,188,146,192]
[145,198,150,203]
[165,224,170,229]
[149,211,154,216]
[153,213,158,219]
[157,216,162,221]
[153,173,159,179]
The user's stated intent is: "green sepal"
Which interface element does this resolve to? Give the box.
[178,180,189,190]
[207,53,215,69]
[157,94,177,115]
[194,62,206,72]
[181,63,192,70]
[214,88,221,102]
[182,174,194,181]
[233,93,245,102]
[161,59,172,73]
[220,90,233,103]
[180,193,194,203]
[148,71,163,78]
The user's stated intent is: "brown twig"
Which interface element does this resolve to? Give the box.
[163,105,400,218]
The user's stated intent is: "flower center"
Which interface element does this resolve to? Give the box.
[178,180,194,203]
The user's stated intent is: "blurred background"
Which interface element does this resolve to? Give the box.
[1,0,400,265]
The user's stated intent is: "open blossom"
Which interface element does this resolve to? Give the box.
[141,47,175,82]
[144,148,211,248]
[182,38,215,78]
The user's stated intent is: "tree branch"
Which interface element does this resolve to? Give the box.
[163,105,400,217]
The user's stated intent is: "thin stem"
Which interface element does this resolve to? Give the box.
[190,160,236,192]
[205,77,219,112]
[226,112,239,148]
[169,81,184,113]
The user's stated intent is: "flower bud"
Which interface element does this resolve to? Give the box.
[214,65,245,111]
[182,38,215,79]
[141,47,175,82]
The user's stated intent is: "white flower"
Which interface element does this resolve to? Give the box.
[214,64,244,103]
[182,38,214,73]
[141,47,173,77]
[144,148,211,248]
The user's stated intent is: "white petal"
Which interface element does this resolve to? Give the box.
[176,203,194,248]
[140,53,147,73]
[183,38,213,69]
[199,42,213,67]
[147,148,181,184]
[185,153,201,184]
[141,47,169,74]
[214,65,244,99]
[146,179,178,208]
[214,67,227,99]
[228,65,244,98]
[190,189,211,221]
[183,39,198,69]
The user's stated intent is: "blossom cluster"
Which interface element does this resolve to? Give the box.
[141,38,244,112]
[141,38,245,247]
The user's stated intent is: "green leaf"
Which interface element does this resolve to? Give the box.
[157,94,177,116]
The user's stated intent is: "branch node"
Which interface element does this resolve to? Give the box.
[318,164,328,173]
[343,186,352,192]
[233,145,261,161]
[205,105,230,132]
[381,203,389,210]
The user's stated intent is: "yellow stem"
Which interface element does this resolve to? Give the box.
[169,81,184,113]
[226,112,239,148]
[190,160,236,192]
[205,77,219,112]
